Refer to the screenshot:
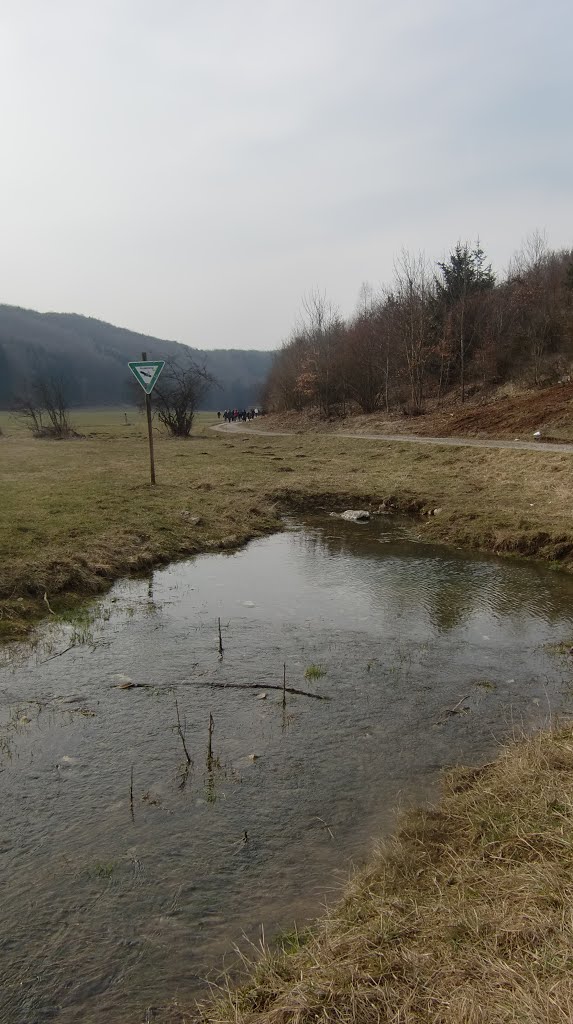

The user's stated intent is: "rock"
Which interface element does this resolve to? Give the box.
[533,430,541,439]
[248,753,260,762]
[180,512,203,525]
[433,508,442,515]
[256,692,267,700]
[340,510,370,522]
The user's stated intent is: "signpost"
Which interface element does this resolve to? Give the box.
[128,353,165,485]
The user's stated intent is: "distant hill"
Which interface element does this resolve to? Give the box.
[0,305,273,409]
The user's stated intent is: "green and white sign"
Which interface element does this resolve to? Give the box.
[128,360,165,394]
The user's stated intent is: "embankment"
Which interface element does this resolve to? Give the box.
[191,725,573,1024]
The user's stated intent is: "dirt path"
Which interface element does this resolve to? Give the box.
[213,421,573,453]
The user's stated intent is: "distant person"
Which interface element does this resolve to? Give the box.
[217,410,221,419]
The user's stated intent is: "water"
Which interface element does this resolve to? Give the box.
[1,516,573,1023]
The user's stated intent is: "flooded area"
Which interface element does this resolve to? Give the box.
[1,516,573,1023]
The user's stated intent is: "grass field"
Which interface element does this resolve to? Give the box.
[1,406,573,640]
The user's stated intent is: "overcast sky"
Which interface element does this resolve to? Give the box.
[0,1,571,350]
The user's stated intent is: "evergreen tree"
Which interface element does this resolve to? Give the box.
[435,242,495,402]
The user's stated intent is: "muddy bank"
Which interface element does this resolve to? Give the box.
[274,489,573,567]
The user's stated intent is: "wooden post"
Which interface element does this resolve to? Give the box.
[142,350,156,485]
[208,713,214,764]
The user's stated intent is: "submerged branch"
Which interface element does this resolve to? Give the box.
[209,681,330,701]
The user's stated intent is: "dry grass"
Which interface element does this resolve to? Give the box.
[1,407,573,640]
[268,380,573,442]
[191,725,573,1024]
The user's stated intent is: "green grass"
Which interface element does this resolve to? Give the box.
[1,407,573,640]
[304,664,327,680]
[90,862,114,879]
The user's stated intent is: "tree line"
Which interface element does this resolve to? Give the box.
[264,233,573,417]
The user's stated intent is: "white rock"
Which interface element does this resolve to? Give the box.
[340,510,370,522]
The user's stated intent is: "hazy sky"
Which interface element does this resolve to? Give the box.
[0,1,571,350]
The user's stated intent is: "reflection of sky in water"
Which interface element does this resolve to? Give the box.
[1,516,573,1023]
[154,516,573,648]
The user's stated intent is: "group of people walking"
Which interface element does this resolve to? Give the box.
[218,408,261,422]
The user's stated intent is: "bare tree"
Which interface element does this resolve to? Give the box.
[13,376,76,438]
[392,251,435,413]
[151,356,218,436]
[508,231,562,384]
[343,294,394,414]
[298,290,344,417]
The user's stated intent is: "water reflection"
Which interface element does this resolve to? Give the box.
[294,516,573,637]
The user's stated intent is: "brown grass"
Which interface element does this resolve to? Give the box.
[189,725,573,1024]
[1,407,573,640]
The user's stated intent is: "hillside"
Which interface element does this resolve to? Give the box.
[292,380,573,443]
[0,305,272,410]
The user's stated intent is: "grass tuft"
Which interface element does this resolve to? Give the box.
[304,664,327,680]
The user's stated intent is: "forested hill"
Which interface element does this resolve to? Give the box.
[0,305,272,409]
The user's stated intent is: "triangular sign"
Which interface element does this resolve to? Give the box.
[128,360,165,394]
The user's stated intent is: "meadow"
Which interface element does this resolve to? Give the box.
[1,405,572,640]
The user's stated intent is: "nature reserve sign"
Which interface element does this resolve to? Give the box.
[128,360,165,394]
[128,354,165,484]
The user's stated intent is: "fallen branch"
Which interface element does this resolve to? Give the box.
[435,693,472,726]
[446,693,472,715]
[40,645,76,664]
[209,682,330,701]
[43,592,55,615]
[316,815,335,840]
[114,681,153,690]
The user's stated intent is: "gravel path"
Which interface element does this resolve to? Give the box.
[213,421,573,454]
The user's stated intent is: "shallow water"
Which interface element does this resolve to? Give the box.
[1,516,573,1023]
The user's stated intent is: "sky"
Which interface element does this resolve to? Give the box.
[0,0,571,351]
